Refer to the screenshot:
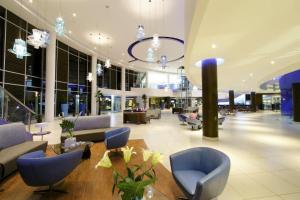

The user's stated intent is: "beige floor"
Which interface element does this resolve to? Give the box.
[30,111,300,200]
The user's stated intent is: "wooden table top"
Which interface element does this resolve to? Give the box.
[0,139,182,200]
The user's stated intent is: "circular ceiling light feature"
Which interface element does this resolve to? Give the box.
[195,58,224,68]
[127,36,184,64]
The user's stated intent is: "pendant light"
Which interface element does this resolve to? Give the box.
[55,0,64,36]
[136,0,145,41]
[8,38,31,59]
[97,63,103,76]
[160,55,167,69]
[105,58,111,68]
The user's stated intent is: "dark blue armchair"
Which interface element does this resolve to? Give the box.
[170,147,230,200]
[178,114,188,125]
[104,127,130,150]
[17,150,83,193]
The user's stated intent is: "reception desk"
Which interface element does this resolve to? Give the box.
[123,111,150,124]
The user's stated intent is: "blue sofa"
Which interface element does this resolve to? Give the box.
[17,150,83,193]
[0,123,47,180]
[104,127,130,150]
[178,114,188,124]
[170,147,230,200]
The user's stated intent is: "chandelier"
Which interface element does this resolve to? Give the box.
[96,63,103,76]
[136,25,145,41]
[160,55,167,69]
[152,34,160,50]
[146,48,154,62]
[8,38,31,59]
[55,17,64,36]
[105,58,111,68]
[27,29,50,49]
[86,72,93,82]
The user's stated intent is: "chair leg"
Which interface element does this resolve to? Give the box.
[34,185,67,194]
[177,197,189,200]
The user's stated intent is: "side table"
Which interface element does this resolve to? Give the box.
[32,131,51,141]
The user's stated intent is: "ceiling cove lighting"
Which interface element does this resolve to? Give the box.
[8,38,31,59]
[152,34,160,50]
[136,25,145,41]
[27,29,50,49]
[55,17,64,36]
[195,58,224,68]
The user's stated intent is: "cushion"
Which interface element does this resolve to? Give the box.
[173,170,207,195]
[0,123,27,149]
[0,141,47,178]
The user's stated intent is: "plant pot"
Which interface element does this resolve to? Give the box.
[64,137,77,148]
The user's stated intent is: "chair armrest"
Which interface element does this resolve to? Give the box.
[19,150,45,159]
[194,161,230,200]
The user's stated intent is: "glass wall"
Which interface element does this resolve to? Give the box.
[147,71,180,90]
[97,60,121,90]
[125,69,146,91]
[0,6,46,115]
[55,41,91,116]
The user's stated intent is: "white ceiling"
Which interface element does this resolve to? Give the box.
[185,0,300,92]
[1,0,185,73]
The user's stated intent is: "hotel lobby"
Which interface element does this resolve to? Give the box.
[0,0,300,200]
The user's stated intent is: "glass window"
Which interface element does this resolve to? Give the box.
[56,48,68,82]
[69,54,78,84]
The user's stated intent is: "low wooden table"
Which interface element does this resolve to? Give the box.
[0,140,182,200]
[123,111,150,124]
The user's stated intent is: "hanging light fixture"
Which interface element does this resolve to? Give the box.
[96,63,103,76]
[160,55,167,69]
[87,72,93,82]
[27,29,50,49]
[105,59,111,68]
[55,17,64,36]
[8,38,31,59]
[136,25,145,41]
[152,34,160,50]
[147,47,154,62]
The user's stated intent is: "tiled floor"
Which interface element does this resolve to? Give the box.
[30,111,300,200]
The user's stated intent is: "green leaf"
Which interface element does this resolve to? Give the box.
[127,167,135,179]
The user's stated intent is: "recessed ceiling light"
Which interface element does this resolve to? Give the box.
[72,13,77,17]
[122,53,125,56]
[68,30,72,34]
[94,47,97,50]
[270,60,275,65]
[28,0,33,3]
[212,44,217,49]
[249,73,254,77]
[242,80,246,82]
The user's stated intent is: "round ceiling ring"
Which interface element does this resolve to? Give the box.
[127,36,184,64]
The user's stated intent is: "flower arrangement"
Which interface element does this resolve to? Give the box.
[95,146,163,200]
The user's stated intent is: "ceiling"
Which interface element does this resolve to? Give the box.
[1,0,185,73]
[185,0,300,92]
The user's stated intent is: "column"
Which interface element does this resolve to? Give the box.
[292,83,300,122]
[250,92,256,112]
[202,59,218,139]
[91,55,97,115]
[229,90,234,112]
[121,66,126,111]
[45,31,56,122]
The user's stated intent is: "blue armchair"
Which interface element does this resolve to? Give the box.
[104,127,130,150]
[178,114,188,125]
[17,150,83,193]
[170,147,230,200]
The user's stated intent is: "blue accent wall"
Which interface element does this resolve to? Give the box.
[279,69,300,116]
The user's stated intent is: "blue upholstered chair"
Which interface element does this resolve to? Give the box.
[104,127,130,150]
[17,150,83,193]
[170,147,230,200]
[178,114,188,125]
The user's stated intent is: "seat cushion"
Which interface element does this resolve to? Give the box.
[0,141,47,178]
[0,123,27,149]
[173,170,207,196]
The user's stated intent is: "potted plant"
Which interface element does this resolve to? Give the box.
[95,146,163,200]
[95,90,104,115]
[142,94,147,110]
[59,115,78,148]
